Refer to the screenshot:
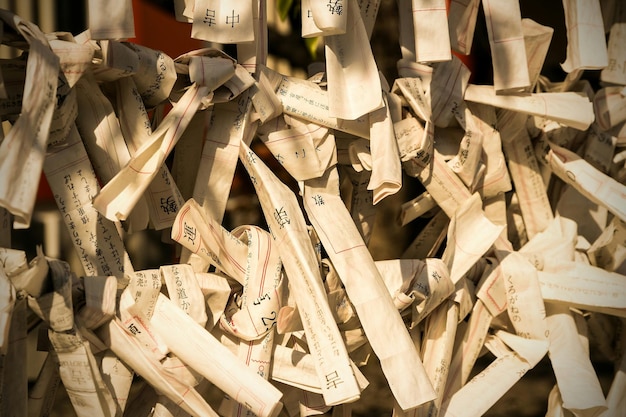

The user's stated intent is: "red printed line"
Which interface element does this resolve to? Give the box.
[176,387,190,406]
[309,208,366,254]
[479,159,508,189]
[234,386,267,417]
[200,55,206,86]
[267,124,326,143]
[484,270,506,313]
[128,163,154,175]
[258,228,271,296]
[246,307,259,336]
[45,155,90,177]
[412,7,447,12]
[493,36,524,44]
[208,221,245,273]
[173,204,191,241]
[165,86,203,155]
[566,22,605,31]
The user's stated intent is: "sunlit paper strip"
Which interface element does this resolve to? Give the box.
[304,167,436,410]
[0,10,59,228]
[191,0,255,43]
[481,0,530,92]
[239,141,361,405]
[464,84,594,131]
[411,0,451,63]
[325,0,382,120]
[561,0,608,73]
[93,83,209,223]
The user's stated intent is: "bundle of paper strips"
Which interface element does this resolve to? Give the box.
[0,0,625,416]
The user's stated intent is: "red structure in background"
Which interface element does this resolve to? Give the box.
[446,0,474,72]
[129,0,204,59]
